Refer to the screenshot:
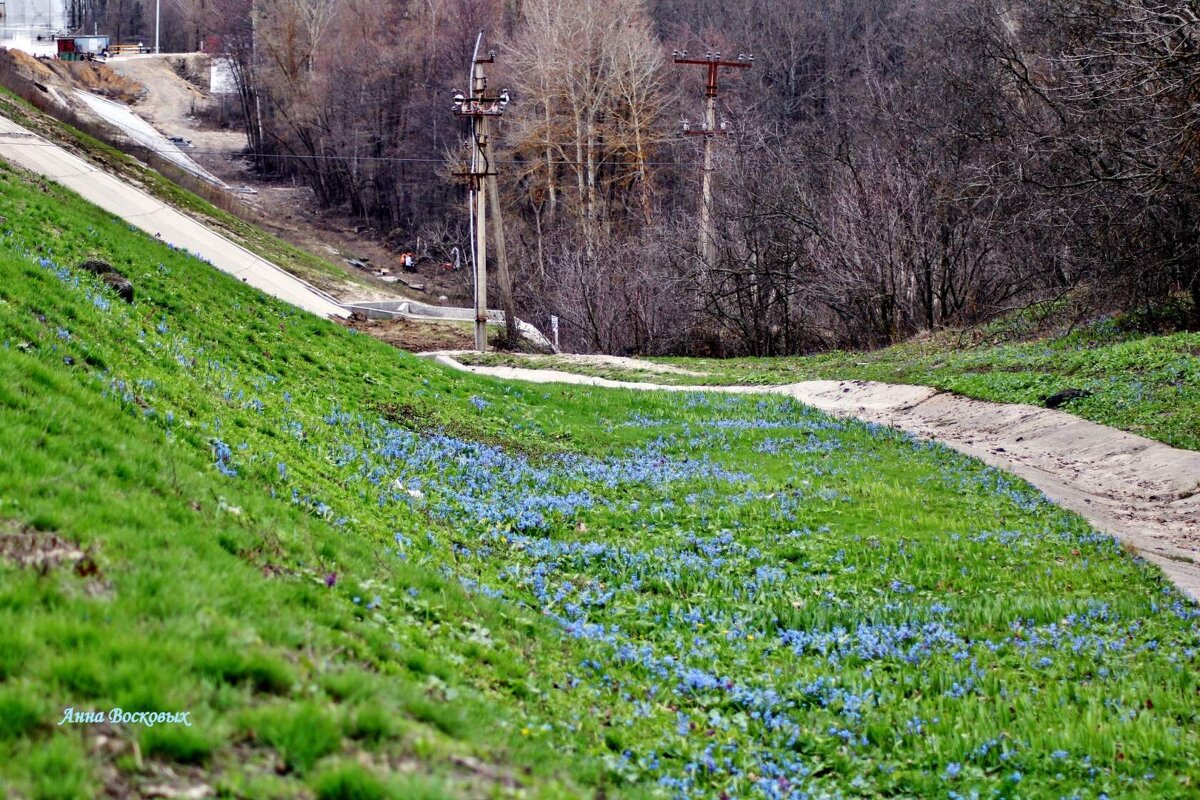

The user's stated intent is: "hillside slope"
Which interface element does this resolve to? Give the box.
[0,82,357,297]
[1,161,1198,798]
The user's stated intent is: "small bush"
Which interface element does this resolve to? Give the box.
[28,736,93,800]
[0,628,31,681]
[0,687,42,740]
[197,650,295,696]
[141,723,216,765]
[250,703,341,774]
[390,775,451,800]
[311,762,387,800]
[347,703,396,744]
[49,656,105,698]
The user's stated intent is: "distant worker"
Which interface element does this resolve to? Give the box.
[401,252,415,273]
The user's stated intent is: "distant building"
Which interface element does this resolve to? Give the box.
[210,56,236,95]
[0,0,69,56]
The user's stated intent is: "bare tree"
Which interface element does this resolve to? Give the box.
[504,0,670,247]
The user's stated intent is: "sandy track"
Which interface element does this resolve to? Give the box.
[103,55,248,162]
[431,356,1200,600]
[549,353,711,376]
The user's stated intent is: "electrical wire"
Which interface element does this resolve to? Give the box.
[0,134,721,168]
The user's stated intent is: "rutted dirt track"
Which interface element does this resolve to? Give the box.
[431,355,1200,600]
[102,54,248,166]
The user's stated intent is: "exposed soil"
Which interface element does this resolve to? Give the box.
[1,48,144,119]
[49,60,146,103]
[2,48,58,83]
[3,50,143,104]
[0,522,85,570]
[102,54,243,160]
[242,195,475,307]
[342,314,475,352]
[433,356,1200,601]
[551,353,711,376]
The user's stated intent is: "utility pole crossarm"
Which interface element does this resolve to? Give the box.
[450,35,517,352]
[673,49,752,269]
[673,57,751,67]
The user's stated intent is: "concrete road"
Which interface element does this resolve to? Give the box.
[0,113,347,319]
[72,89,227,188]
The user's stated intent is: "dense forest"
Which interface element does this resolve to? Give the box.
[203,0,1200,355]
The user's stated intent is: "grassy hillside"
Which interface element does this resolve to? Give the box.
[462,317,1200,451]
[0,87,360,294]
[1,158,1199,799]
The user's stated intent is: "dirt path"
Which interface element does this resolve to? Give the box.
[430,355,1200,600]
[551,353,711,376]
[102,55,247,163]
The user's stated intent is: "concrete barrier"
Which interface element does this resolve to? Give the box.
[341,299,554,351]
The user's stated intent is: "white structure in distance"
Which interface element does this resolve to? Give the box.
[0,0,69,57]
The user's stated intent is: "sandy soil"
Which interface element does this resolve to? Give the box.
[553,353,710,376]
[47,59,145,103]
[102,54,246,161]
[432,351,711,374]
[342,315,475,352]
[431,357,1200,601]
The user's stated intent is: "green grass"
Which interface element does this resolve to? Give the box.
[0,161,606,796]
[462,313,1200,450]
[0,158,1198,798]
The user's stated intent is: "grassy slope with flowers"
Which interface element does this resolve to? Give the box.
[0,158,1199,800]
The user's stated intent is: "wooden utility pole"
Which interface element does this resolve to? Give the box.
[472,84,488,352]
[453,34,517,351]
[675,50,752,269]
[482,111,517,349]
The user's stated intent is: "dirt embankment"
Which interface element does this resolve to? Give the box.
[0,48,144,113]
[47,59,145,103]
[101,55,239,157]
[342,314,476,352]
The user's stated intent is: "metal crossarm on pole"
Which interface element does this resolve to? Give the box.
[673,50,752,270]
[451,32,517,352]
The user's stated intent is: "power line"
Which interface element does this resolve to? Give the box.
[0,134,723,167]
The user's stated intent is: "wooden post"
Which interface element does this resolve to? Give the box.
[700,68,717,269]
[472,60,489,352]
[481,115,518,347]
